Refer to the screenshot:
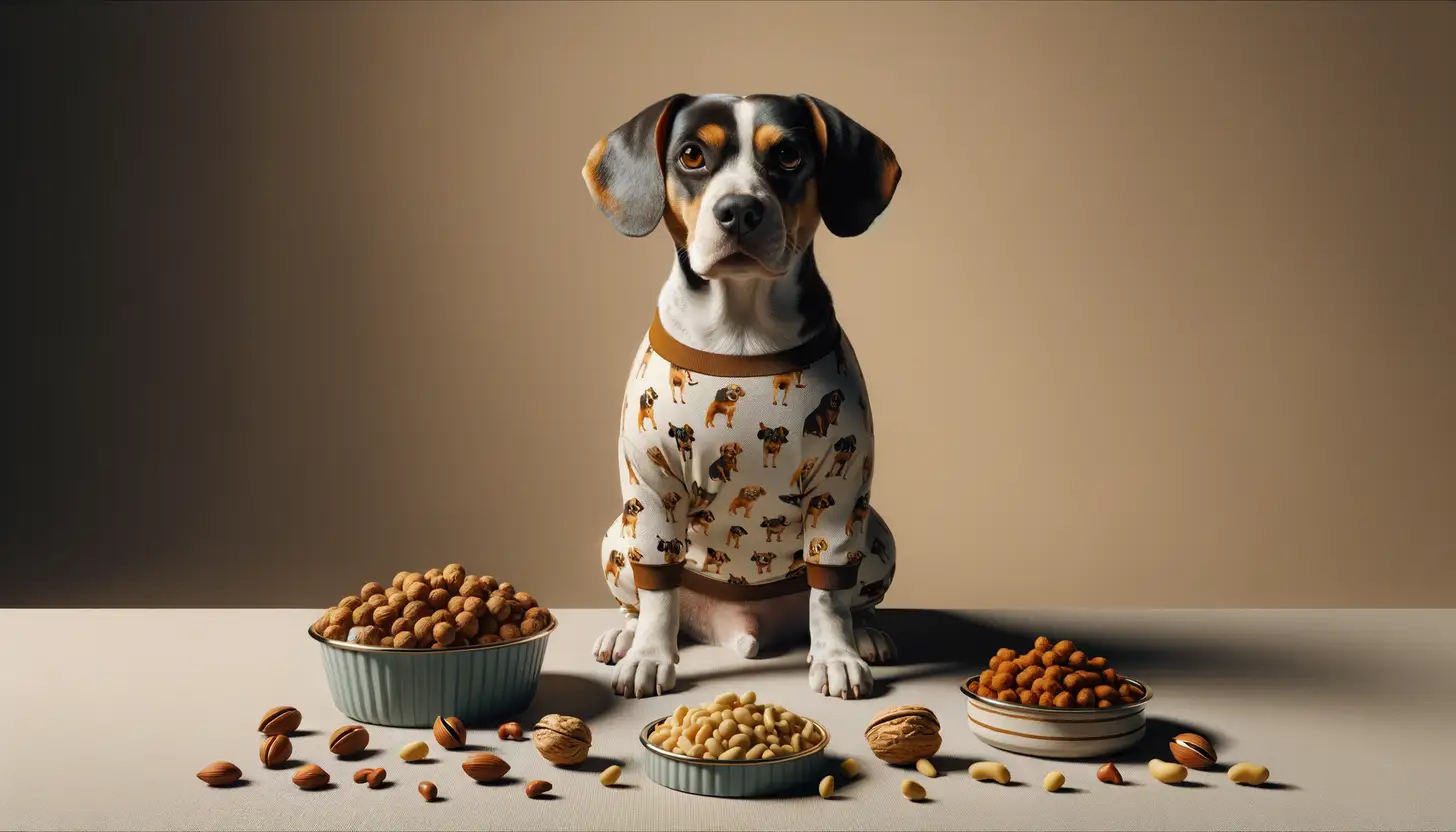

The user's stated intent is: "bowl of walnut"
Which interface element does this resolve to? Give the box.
[959,636,1152,759]
[308,565,555,728]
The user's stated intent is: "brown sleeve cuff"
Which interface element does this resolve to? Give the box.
[806,561,862,591]
[631,561,685,590]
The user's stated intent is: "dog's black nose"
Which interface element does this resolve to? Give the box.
[713,195,764,235]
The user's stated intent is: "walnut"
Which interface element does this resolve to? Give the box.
[864,705,941,765]
[532,714,592,766]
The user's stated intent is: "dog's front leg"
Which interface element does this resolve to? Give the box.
[807,587,874,699]
[614,587,680,698]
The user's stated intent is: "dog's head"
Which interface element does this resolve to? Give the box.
[624,498,644,515]
[583,94,901,279]
[642,387,658,402]
[741,486,766,500]
[662,491,681,507]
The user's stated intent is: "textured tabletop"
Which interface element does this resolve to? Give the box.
[2,608,1452,831]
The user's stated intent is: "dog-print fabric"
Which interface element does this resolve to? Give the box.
[602,317,896,612]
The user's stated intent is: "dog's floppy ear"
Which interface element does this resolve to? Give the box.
[582,94,695,237]
[797,95,902,238]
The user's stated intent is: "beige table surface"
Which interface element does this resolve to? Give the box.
[2,608,1452,831]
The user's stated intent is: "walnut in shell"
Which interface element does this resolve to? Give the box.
[864,704,942,765]
[532,714,592,766]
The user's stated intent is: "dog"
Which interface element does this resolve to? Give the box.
[638,387,660,431]
[605,551,626,585]
[725,525,748,548]
[803,389,844,438]
[770,370,807,405]
[661,491,682,523]
[670,364,698,403]
[727,485,766,517]
[750,551,778,574]
[707,442,743,483]
[621,498,644,538]
[804,493,835,528]
[846,492,870,536]
[828,435,857,477]
[757,423,790,467]
[687,509,715,536]
[705,384,746,428]
[590,93,901,700]
[702,548,731,574]
[760,515,790,542]
[805,536,830,564]
[668,422,695,461]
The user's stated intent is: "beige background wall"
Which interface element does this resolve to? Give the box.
[4,1,1453,609]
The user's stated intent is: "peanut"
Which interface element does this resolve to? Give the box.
[968,761,1011,784]
[399,741,429,761]
[1148,758,1188,784]
[1227,762,1270,786]
[1044,771,1066,792]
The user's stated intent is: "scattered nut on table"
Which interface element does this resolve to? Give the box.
[260,735,292,768]
[291,764,330,790]
[366,768,387,789]
[418,781,437,801]
[462,753,511,783]
[1044,771,1066,792]
[900,779,927,801]
[1149,758,1188,784]
[258,705,302,736]
[352,768,374,784]
[818,776,835,799]
[1169,733,1217,769]
[1097,762,1124,785]
[968,761,1011,784]
[329,725,369,756]
[1227,762,1270,786]
[498,721,524,741]
[598,765,622,786]
[196,761,241,787]
[915,758,938,778]
[433,716,466,750]
[526,780,553,799]
[864,705,942,765]
[399,741,429,761]
[534,714,593,765]
[840,758,860,779]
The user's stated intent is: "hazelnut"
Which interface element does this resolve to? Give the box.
[391,570,411,590]
[1097,762,1124,784]
[1169,733,1217,769]
[329,724,370,757]
[260,734,292,768]
[514,592,537,609]
[413,617,436,646]
[339,595,363,611]
[463,596,485,616]
[323,624,347,641]
[360,582,386,601]
[380,635,395,648]
[428,574,447,592]
[393,631,418,649]
[390,616,414,637]
[498,722,524,741]
[403,600,429,620]
[355,625,384,646]
[433,622,456,646]
[367,593,387,605]
[462,753,510,782]
[424,568,443,580]
[404,571,424,588]
[327,607,352,627]
[520,617,546,636]
[476,634,502,645]
[485,596,509,622]
[533,714,593,766]
[447,595,466,616]
[258,706,302,736]
[442,563,465,589]
[405,582,429,603]
[418,780,437,801]
[479,575,499,592]
[430,609,451,626]
[459,577,481,599]
[352,604,376,627]
[372,604,398,628]
[498,623,521,641]
[428,588,450,610]
[864,705,941,765]
[455,611,480,639]
[434,715,467,749]
[498,581,515,596]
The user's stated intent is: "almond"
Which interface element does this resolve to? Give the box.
[196,761,241,787]
[291,764,330,790]
[461,753,510,783]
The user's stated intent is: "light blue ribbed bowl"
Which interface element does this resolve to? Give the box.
[309,621,554,728]
[639,717,831,798]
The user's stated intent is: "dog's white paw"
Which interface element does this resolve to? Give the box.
[592,627,635,665]
[732,633,760,659]
[808,648,874,699]
[613,643,678,698]
[854,626,897,665]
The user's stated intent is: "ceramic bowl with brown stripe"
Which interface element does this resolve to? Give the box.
[958,677,1152,759]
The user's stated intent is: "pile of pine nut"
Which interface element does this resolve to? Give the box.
[648,691,823,760]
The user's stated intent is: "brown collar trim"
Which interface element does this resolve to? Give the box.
[679,565,809,601]
[648,310,842,378]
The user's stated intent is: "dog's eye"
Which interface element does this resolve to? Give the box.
[774,144,802,171]
[679,145,705,170]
